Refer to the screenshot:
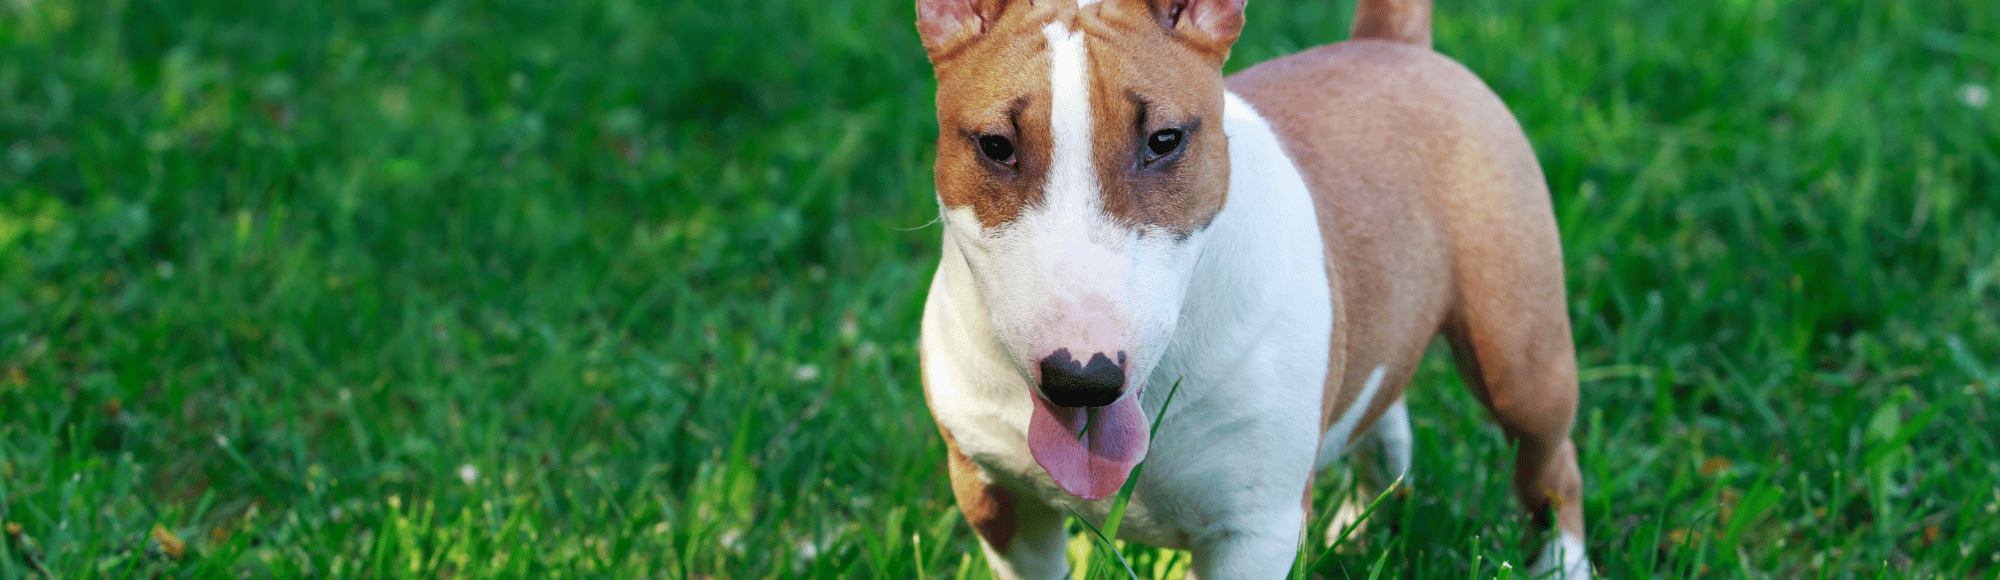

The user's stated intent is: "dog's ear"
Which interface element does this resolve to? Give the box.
[1133,0,1245,62]
[916,0,1013,60]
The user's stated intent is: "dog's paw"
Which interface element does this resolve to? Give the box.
[1528,532,1591,579]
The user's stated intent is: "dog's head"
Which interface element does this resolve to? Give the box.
[918,0,1244,500]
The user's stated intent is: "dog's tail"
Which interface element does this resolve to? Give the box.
[1350,0,1431,47]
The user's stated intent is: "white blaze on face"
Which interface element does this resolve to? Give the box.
[1043,19,1094,220]
[1030,19,1130,322]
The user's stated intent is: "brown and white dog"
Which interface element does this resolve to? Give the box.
[915,0,1590,577]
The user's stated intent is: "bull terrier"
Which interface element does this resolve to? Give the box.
[915,0,1591,577]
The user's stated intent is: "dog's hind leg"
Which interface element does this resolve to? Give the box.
[1441,266,1590,577]
[1354,396,1413,492]
[1429,100,1591,575]
[1321,394,1412,550]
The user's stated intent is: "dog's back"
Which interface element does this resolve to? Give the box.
[1225,3,1567,439]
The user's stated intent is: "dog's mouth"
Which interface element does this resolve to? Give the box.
[1026,384,1148,501]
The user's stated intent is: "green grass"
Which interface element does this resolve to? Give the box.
[1,0,1995,577]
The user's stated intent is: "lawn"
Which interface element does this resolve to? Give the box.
[1,0,1995,577]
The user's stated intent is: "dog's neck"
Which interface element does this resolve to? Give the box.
[1142,92,1341,426]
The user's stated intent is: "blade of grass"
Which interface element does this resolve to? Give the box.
[1069,376,1183,579]
[1304,472,1405,573]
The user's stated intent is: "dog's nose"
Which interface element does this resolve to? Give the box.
[1038,349,1126,407]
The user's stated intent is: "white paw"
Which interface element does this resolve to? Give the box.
[1528,532,1591,579]
[1323,494,1370,550]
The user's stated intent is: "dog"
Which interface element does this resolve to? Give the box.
[914,0,1590,577]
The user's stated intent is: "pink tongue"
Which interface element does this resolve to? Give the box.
[1028,390,1149,501]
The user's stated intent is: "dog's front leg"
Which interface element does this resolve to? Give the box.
[939,425,1070,580]
[1169,461,1315,579]
[1186,514,1307,580]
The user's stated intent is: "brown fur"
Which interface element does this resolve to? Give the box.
[1084,0,1231,234]
[924,0,1058,229]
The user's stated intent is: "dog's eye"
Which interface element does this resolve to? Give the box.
[1145,129,1183,162]
[978,135,1015,164]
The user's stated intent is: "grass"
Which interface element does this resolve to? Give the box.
[0,0,1995,577]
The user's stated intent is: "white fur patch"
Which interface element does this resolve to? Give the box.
[1042,20,1094,221]
[1316,366,1388,469]
[1530,532,1592,579]
[1366,398,1412,485]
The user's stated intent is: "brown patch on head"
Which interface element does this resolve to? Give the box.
[923,1,1059,229]
[1081,0,1241,237]
[919,0,1243,234]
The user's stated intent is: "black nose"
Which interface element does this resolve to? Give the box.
[1038,349,1126,407]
